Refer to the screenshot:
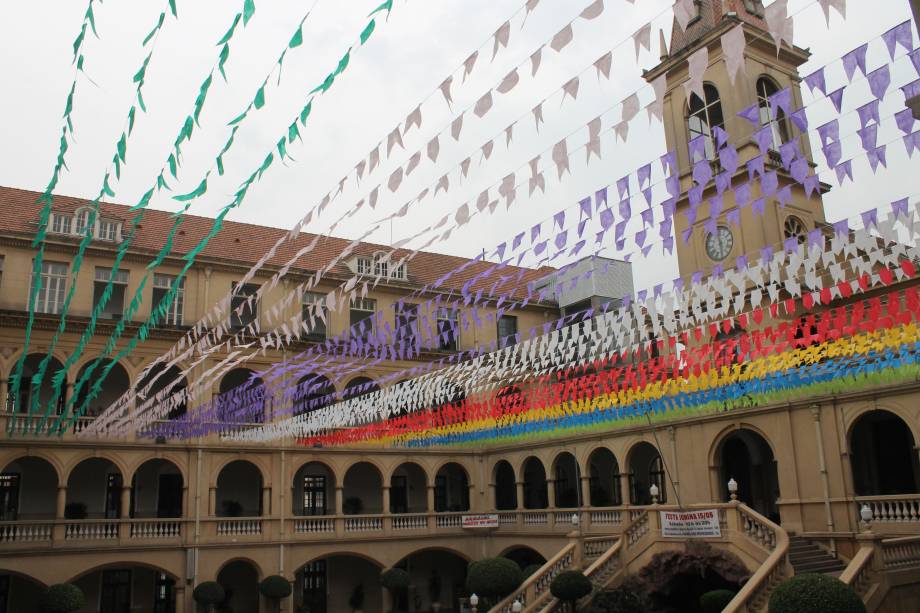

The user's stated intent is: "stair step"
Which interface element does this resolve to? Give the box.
[793,560,846,573]
[789,551,836,562]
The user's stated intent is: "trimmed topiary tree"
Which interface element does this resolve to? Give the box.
[193,581,226,613]
[550,571,592,612]
[769,574,866,613]
[380,568,410,612]
[700,589,736,613]
[39,583,86,613]
[466,557,525,608]
[260,574,292,611]
[590,586,646,613]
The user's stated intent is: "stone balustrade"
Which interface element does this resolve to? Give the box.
[857,494,920,523]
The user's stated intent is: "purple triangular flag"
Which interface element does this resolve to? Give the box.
[817,119,839,146]
[882,21,913,60]
[835,160,853,185]
[857,99,880,128]
[862,209,878,228]
[858,124,878,152]
[768,87,792,119]
[842,43,868,82]
[892,197,909,218]
[828,87,845,113]
[789,108,808,132]
[638,163,652,188]
[867,145,887,172]
[896,108,916,135]
[579,197,593,219]
[804,175,820,198]
[804,68,826,95]
[867,65,891,101]
[822,141,842,168]
[833,219,849,237]
[737,103,760,125]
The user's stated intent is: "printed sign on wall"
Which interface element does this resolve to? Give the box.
[660,509,722,538]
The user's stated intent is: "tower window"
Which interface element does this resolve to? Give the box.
[757,77,790,151]
[687,84,724,161]
[743,0,765,17]
[783,216,808,244]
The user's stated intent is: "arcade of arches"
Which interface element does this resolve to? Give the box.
[1,404,919,612]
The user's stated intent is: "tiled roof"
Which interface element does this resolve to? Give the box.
[0,185,555,300]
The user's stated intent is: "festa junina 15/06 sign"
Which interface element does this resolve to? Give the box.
[660,509,722,538]
[462,514,499,529]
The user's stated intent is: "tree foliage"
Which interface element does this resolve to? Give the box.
[466,557,524,602]
[769,574,866,613]
[193,581,226,606]
[39,584,86,613]
[550,571,592,610]
[260,575,292,600]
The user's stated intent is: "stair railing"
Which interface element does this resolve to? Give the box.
[487,542,577,613]
[839,543,877,602]
[723,503,791,613]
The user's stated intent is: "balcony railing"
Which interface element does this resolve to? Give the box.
[856,494,920,523]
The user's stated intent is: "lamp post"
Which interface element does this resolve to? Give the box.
[512,600,523,612]
[470,593,479,613]
[860,503,873,532]
[571,512,580,530]
[649,483,659,505]
[727,478,738,502]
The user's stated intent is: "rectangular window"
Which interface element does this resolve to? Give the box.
[75,210,91,235]
[100,569,131,613]
[302,560,327,613]
[301,292,327,340]
[153,572,175,613]
[374,256,389,278]
[32,261,68,314]
[51,214,72,235]
[0,473,20,521]
[349,297,376,333]
[98,220,118,241]
[437,307,459,351]
[230,283,259,331]
[396,303,419,347]
[303,475,327,516]
[93,267,129,320]
[390,262,406,280]
[356,257,372,275]
[497,314,518,347]
[152,274,184,326]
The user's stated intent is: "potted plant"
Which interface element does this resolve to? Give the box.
[63,502,87,520]
[428,571,442,612]
[349,583,365,613]
[380,568,410,613]
[221,499,243,517]
[465,558,524,610]
[343,497,364,515]
[549,571,592,613]
[39,583,86,613]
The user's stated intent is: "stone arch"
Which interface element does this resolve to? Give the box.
[500,545,548,570]
[210,454,271,486]
[65,456,126,519]
[295,553,383,613]
[521,456,549,509]
[625,441,666,505]
[217,558,261,613]
[390,462,429,513]
[292,460,337,516]
[395,547,471,612]
[343,461,384,515]
[129,458,184,519]
[0,456,59,520]
[68,560,181,584]
[293,372,336,417]
[493,460,517,510]
[8,352,68,415]
[550,451,581,508]
[218,367,266,423]
[434,462,470,512]
[216,460,264,517]
[298,551,385,570]
[711,426,780,521]
[0,451,64,485]
[586,446,622,507]
[343,376,379,400]
[0,568,47,589]
[849,409,920,496]
[72,358,130,418]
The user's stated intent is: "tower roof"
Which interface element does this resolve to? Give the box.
[669,0,769,58]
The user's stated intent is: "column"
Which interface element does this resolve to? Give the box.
[0,378,8,413]
[427,485,436,530]
[119,486,132,538]
[515,481,524,510]
[54,486,68,541]
[619,473,631,506]
[335,486,345,515]
[580,475,591,507]
[547,479,556,509]
[208,487,216,516]
[488,483,496,511]
[174,585,185,613]
[262,487,271,517]
[382,486,391,515]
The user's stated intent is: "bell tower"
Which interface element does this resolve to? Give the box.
[644,0,827,278]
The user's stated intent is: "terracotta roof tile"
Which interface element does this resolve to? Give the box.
[0,185,555,300]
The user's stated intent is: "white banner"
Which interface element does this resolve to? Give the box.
[462,514,499,529]
[660,509,721,538]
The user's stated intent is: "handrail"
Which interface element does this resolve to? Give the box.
[881,534,920,569]
[723,503,790,613]
[487,543,577,613]
[538,539,624,613]
[839,544,875,600]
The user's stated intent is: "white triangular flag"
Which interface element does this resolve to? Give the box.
[721,24,746,85]
[594,51,612,80]
[427,136,440,163]
[497,68,520,94]
[492,21,511,60]
[683,46,708,101]
[451,114,464,140]
[403,105,422,135]
[633,23,651,59]
[550,24,573,52]
[474,90,493,117]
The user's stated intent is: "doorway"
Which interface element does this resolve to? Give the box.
[717,429,780,522]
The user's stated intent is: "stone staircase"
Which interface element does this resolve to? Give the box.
[788,536,846,576]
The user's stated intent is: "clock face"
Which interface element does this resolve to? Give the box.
[705,225,734,261]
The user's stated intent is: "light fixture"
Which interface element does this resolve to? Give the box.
[571,513,580,527]
[470,594,479,606]
[512,600,523,612]
[727,478,738,501]
[649,483,659,504]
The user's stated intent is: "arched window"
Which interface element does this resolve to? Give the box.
[687,84,724,161]
[756,77,790,149]
[783,215,808,244]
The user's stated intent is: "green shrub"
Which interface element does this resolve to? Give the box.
[522,564,542,578]
[259,575,292,600]
[768,574,866,613]
[550,571,592,611]
[39,583,86,613]
[700,589,736,613]
[193,581,226,606]
[466,557,524,604]
[590,587,645,613]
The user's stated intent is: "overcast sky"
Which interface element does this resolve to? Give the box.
[1,0,916,293]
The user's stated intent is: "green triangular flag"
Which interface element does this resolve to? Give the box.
[243,0,256,25]
[360,19,376,44]
[368,0,393,17]
[217,13,242,45]
[289,26,303,48]
[253,85,265,109]
[173,176,208,201]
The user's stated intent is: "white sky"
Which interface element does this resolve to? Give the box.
[0,0,917,294]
